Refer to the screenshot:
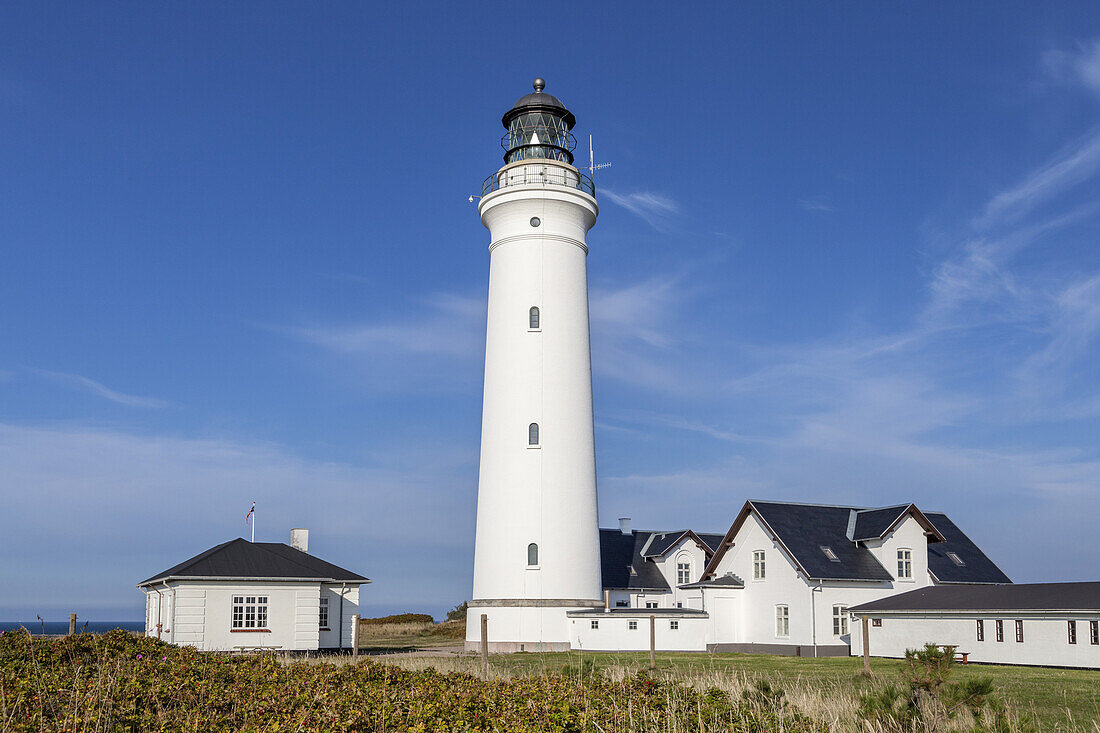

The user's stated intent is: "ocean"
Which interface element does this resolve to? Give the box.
[1,621,145,635]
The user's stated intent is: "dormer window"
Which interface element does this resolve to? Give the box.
[628,565,637,576]
[820,546,839,562]
[946,551,965,567]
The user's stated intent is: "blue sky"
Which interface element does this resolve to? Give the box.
[2,3,1099,620]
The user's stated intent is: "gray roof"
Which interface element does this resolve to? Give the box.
[849,505,911,541]
[502,80,575,129]
[139,538,368,586]
[750,501,896,581]
[680,575,745,589]
[599,529,670,591]
[925,513,1012,584]
[850,582,1100,613]
[641,530,725,558]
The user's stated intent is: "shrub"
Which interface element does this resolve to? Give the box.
[445,601,468,622]
[360,612,434,625]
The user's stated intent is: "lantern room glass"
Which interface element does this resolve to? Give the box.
[503,112,575,164]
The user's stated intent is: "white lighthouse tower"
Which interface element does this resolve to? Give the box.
[466,79,603,651]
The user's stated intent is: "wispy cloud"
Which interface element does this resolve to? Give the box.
[1042,38,1100,98]
[601,189,679,230]
[797,196,834,212]
[30,369,168,408]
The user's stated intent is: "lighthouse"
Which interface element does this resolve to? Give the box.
[467,79,603,651]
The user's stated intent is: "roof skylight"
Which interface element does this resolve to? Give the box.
[946,552,966,567]
[821,546,840,562]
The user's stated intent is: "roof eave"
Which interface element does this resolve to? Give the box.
[137,575,368,587]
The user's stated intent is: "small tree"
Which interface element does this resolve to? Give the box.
[445,601,468,622]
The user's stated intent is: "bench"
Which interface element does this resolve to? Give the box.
[936,645,969,664]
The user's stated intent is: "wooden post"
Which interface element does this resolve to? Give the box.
[351,614,360,662]
[861,615,871,676]
[649,614,656,669]
[68,613,76,636]
[480,613,489,679]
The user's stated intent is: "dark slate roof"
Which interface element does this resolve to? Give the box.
[850,505,910,541]
[925,513,1012,584]
[599,529,670,591]
[567,608,709,618]
[139,538,368,586]
[641,530,725,558]
[680,575,745,589]
[850,582,1100,613]
[751,501,894,581]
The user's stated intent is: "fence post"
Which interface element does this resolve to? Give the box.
[861,615,871,676]
[351,614,360,662]
[649,614,656,669]
[68,613,77,637]
[479,611,488,677]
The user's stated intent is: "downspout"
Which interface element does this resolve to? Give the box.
[162,581,173,642]
[810,583,821,658]
[338,583,346,649]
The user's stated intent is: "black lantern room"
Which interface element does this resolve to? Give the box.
[501,78,577,165]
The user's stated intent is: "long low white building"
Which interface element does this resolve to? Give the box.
[138,529,369,652]
[849,582,1100,669]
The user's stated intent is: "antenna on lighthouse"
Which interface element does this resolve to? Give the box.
[586,134,611,178]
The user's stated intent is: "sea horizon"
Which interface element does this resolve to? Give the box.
[1,621,144,634]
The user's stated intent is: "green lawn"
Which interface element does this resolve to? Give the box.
[477,650,1099,730]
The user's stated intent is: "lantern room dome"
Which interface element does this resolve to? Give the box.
[502,78,576,129]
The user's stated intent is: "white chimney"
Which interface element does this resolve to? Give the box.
[290,528,309,553]
[618,517,631,535]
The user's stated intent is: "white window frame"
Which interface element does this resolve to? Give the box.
[832,605,848,636]
[590,620,599,630]
[1015,619,1024,643]
[775,605,789,638]
[231,595,268,630]
[669,620,679,631]
[1068,620,1076,645]
[319,597,329,629]
[676,557,691,585]
[1091,620,1099,645]
[753,550,766,581]
[897,548,913,580]
[976,619,984,642]
[645,601,658,609]
[628,620,637,630]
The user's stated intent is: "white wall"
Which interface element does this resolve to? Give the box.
[853,613,1100,669]
[568,614,707,652]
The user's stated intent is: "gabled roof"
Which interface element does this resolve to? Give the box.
[139,538,369,586]
[850,582,1099,613]
[925,513,1012,584]
[679,574,745,589]
[640,529,725,558]
[599,529,670,591]
[702,500,1000,584]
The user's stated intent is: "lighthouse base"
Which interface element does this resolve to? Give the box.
[464,599,603,653]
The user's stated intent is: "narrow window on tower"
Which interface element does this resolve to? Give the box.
[528,422,539,446]
[527,543,538,566]
[529,306,540,330]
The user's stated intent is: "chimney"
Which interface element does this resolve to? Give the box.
[618,517,632,535]
[290,528,309,553]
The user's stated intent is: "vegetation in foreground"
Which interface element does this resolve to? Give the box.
[3,629,1097,732]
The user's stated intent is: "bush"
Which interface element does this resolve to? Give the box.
[359,613,434,626]
[0,628,822,732]
[445,601,468,622]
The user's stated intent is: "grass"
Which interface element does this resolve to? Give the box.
[353,619,464,653]
[345,645,1100,731]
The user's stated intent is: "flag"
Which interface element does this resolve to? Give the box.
[245,502,255,523]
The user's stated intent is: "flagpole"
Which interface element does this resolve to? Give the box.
[252,503,255,542]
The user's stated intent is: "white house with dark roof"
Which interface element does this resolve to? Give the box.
[850,583,1100,669]
[138,529,368,652]
[575,500,1013,655]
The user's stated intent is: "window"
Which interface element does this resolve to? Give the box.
[753,551,766,580]
[629,620,638,630]
[1015,620,1024,643]
[529,216,541,228]
[616,600,629,607]
[645,602,658,609]
[1090,620,1098,645]
[872,618,882,627]
[590,620,599,630]
[670,620,679,630]
[528,422,539,446]
[995,620,1004,642]
[676,602,683,608]
[529,306,540,329]
[821,546,839,562]
[319,598,329,629]
[677,561,691,585]
[775,605,789,637]
[527,543,538,566]
[1068,620,1077,645]
[832,605,849,636]
[946,552,966,567]
[976,619,984,642]
[231,596,268,629]
[897,549,912,580]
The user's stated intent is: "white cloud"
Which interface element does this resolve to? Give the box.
[30,369,168,408]
[797,196,834,212]
[601,189,680,230]
[1042,38,1100,98]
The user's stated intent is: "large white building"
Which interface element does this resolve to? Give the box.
[138,529,368,652]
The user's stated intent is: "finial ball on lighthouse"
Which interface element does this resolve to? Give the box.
[533,77,546,92]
